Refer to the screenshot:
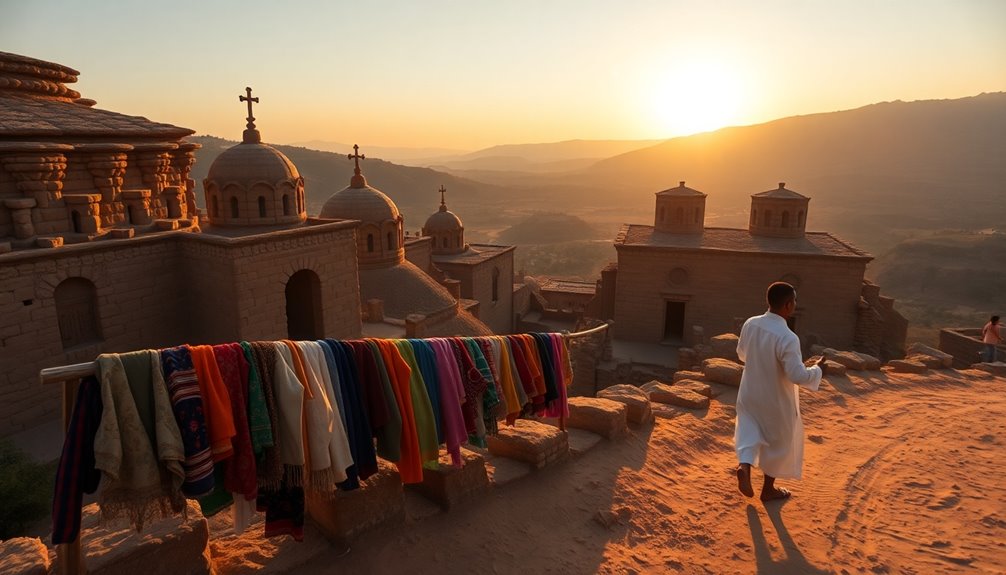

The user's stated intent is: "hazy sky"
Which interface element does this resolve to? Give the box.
[3,0,1004,150]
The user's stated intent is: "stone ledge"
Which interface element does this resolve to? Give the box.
[566,396,629,439]
[487,419,570,469]
[411,447,490,509]
[307,458,405,545]
[596,384,653,425]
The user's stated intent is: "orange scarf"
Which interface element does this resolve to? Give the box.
[188,345,236,461]
[371,339,423,484]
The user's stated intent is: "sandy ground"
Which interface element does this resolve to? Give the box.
[212,369,1006,575]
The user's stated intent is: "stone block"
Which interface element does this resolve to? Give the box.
[307,458,405,544]
[0,537,49,575]
[595,384,653,425]
[36,236,63,248]
[486,419,570,469]
[412,448,490,509]
[906,342,954,368]
[907,353,944,369]
[154,219,180,231]
[59,500,211,575]
[973,362,1006,377]
[672,379,713,398]
[109,228,135,239]
[566,427,603,456]
[484,454,532,486]
[566,396,628,439]
[702,358,743,387]
[851,351,882,370]
[822,350,868,371]
[823,360,847,377]
[672,370,705,383]
[886,358,928,374]
[642,380,709,409]
[709,333,740,362]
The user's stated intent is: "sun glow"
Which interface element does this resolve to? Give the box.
[649,58,746,137]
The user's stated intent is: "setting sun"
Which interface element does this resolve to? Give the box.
[650,58,746,136]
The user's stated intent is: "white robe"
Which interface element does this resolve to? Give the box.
[734,312,821,479]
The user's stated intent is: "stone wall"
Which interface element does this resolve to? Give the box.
[404,236,433,274]
[0,235,187,435]
[939,327,1000,369]
[612,247,868,350]
[437,250,514,335]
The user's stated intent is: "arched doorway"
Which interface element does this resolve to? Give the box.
[285,269,323,340]
[55,277,102,349]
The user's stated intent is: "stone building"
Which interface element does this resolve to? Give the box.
[599,181,907,358]
[0,53,364,435]
[320,155,492,338]
[413,187,516,334]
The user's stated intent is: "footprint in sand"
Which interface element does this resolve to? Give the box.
[808,434,825,444]
[904,479,933,489]
[927,492,961,510]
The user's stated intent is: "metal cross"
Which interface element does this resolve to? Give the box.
[439,185,447,206]
[239,87,259,130]
[348,144,365,173]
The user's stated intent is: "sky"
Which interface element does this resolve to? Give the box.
[3,0,1005,151]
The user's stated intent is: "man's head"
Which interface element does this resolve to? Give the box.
[767,281,797,318]
[993,315,1001,325]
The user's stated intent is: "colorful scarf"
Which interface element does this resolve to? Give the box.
[160,346,214,497]
[51,375,102,545]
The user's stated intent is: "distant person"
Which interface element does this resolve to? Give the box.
[734,282,827,502]
[982,315,1002,362]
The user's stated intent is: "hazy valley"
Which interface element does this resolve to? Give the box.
[191,92,1006,345]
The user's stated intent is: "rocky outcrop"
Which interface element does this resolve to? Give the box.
[701,358,743,387]
[597,384,653,425]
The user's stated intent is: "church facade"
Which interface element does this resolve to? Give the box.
[600,181,907,358]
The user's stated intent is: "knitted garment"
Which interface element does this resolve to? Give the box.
[272,343,307,484]
[240,342,274,456]
[448,338,484,436]
[294,340,352,492]
[160,346,214,497]
[51,375,102,545]
[94,352,185,531]
[249,341,283,490]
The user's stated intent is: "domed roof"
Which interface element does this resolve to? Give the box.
[207,141,300,184]
[657,181,706,197]
[753,182,808,200]
[424,204,463,232]
[321,184,400,222]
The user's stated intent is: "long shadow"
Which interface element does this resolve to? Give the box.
[746,503,832,575]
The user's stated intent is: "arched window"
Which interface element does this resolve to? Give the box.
[492,267,500,303]
[230,196,239,218]
[55,277,102,349]
[798,210,805,227]
[258,196,267,217]
[285,269,324,340]
[211,196,219,218]
[387,232,393,250]
[71,210,82,233]
[282,195,290,216]
[781,211,790,228]
[763,210,772,226]
[367,234,374,252]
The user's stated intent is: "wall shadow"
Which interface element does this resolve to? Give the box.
[746,503,832,575]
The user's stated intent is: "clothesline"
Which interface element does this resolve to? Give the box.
[38,323,610,386]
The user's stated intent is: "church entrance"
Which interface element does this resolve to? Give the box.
[286,269,323,340]
[663,301,686,343]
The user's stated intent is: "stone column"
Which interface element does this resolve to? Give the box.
[3,198,38,239]
[62,193,102,234]
[76,143,132,205]
[171,143,200,219]
[120,189,153,225]
[0,142,72,209]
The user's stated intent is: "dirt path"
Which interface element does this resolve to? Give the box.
[225,369,1006,574]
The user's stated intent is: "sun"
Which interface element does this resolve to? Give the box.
[650,59,745,136]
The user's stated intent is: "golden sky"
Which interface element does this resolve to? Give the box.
[4,0,1005,151]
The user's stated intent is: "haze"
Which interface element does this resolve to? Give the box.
[3,0,1004,150]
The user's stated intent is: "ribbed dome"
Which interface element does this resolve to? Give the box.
[206,142,300,184]
[424,205,463,232]
[320,184,400,223]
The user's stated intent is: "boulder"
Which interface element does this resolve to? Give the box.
[672,379,713,398]
[701,358,743,387]
[886,359,928,374]
[596,384,653,425]
[0,538,49,575]
[709,333,740,362]
[566,396,629,439]
[672,370,705,383]
[644,381,710,410]
[824,350,868,371]
[850,351,882,370]
[823,360,847,377]
[906,343,954,368]
[676,347,697,371]
[973,362,1006,377]
[907,353,944,370]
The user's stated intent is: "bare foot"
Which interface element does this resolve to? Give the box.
[736,465,754,497]
[760,486,791,502]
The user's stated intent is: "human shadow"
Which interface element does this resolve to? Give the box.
[746,503,832,575]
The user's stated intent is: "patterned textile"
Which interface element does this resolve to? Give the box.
[249,341,283,490]
[51,375,102,545]
[161,346,214,497]
[213,343,258,500]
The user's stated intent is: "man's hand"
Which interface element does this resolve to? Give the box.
[815,354,828,376]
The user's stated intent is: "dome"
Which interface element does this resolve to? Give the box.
[320,184,400,222]
[202,88,306,227]
[424,205,463,233]
[749,182,810,238]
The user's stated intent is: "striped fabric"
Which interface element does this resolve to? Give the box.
[160,346,215,497]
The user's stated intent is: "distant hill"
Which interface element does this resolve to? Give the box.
[287,140,468,163]
[497,213,606,244]
[429,139,663,173]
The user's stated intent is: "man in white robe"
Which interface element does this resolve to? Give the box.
[734,282,828,501]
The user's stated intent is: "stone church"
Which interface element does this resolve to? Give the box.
[0,51,496,436]
[596,181,907,358]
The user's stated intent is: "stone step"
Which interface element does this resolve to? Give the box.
[410,447,490,510]
[487,419,570,470]
[484,454,533,487]
[306,458,404,545]
[566,427,603,457]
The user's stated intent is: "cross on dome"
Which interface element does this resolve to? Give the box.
[348,144,367,188]
[439,185,447,209]
[239,87,262,143]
